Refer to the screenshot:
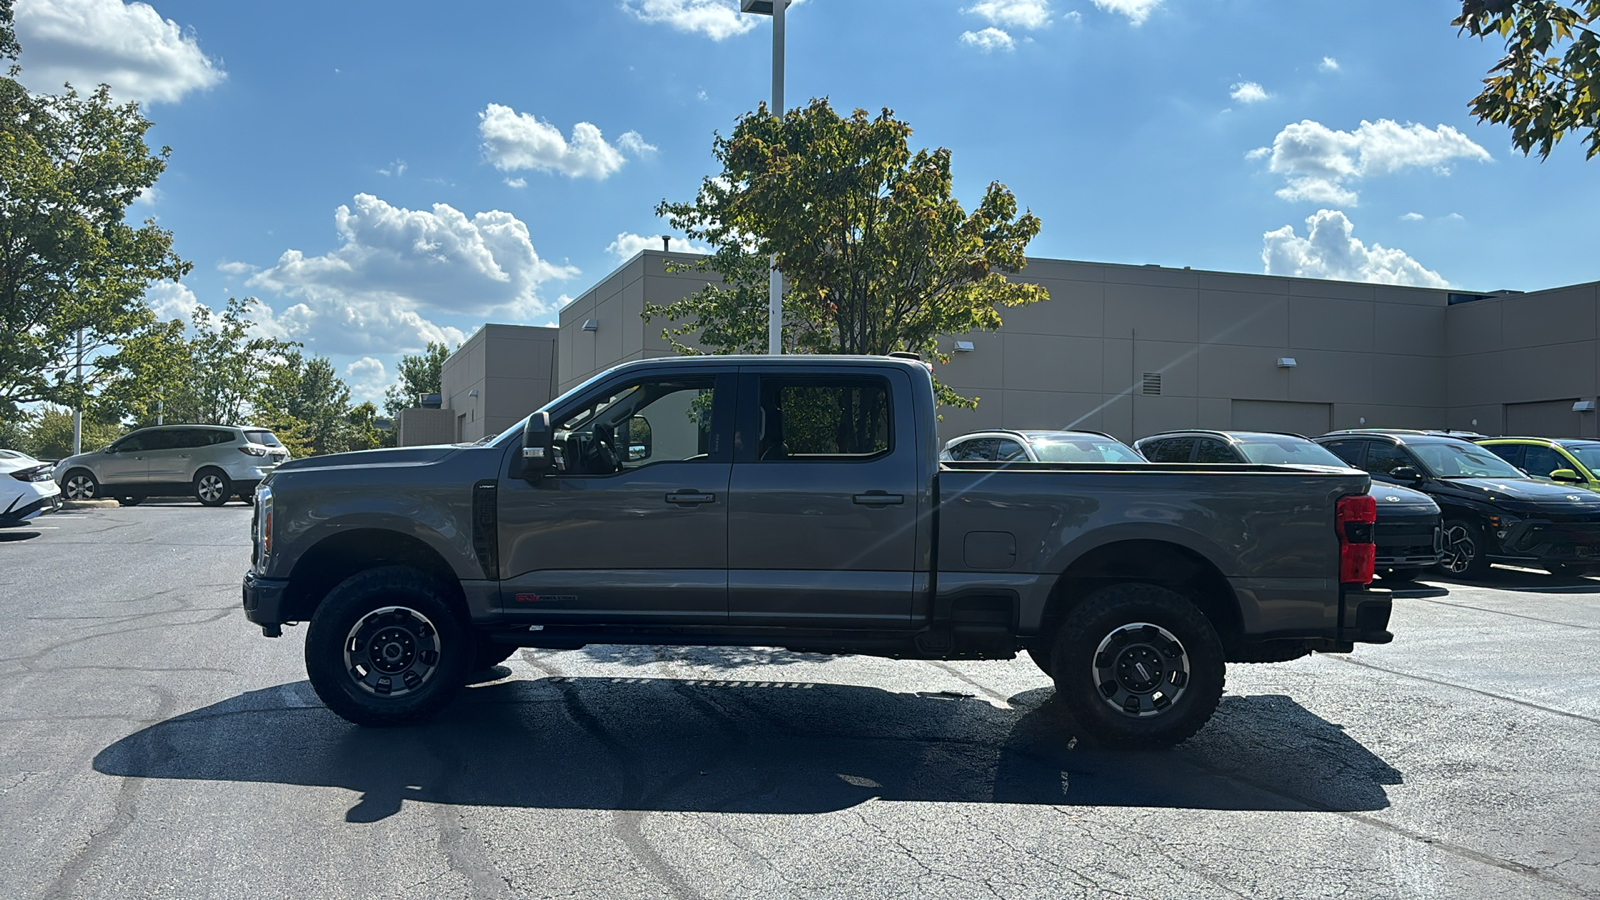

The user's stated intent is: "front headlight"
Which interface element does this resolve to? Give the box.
[254,485,273,572]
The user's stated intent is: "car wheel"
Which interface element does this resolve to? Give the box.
[1437,519,1490,579]
[116,495,144,507]
[473,635,519,671]
[62,470,99,501]
[1379,567,1420,583]
[305,566,472,727]
[1049,583,1225,749]
[193,469,232,507]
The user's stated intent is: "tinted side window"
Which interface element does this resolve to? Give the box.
[1482,444,1522,468]
[1143,438,1195,463]
[995,439,1028,461]
[141,430,182,451]
[1364,443,1416,477]
[1318,440,1366,467]
[206,429,238,446]
[111,433,149,453]
[1194,439,1239,463]
[759,377,891,460]
[1522,445,1567,479]
[947,439,996,461]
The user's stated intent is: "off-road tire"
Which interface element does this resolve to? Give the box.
[305,566,472,727]
[1025,645,1054,678]
[193,468,232,507]
[1048,583,1225,749]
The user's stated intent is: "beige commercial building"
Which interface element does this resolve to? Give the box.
[419,249,1600,445]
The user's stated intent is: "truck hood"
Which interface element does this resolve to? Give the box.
[273,445,461,472]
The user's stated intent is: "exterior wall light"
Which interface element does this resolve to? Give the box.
[1276,357,1298,368]
[1575,400,1596,412]
[582,319,599,332]
[953,341,975,352]
[468,389,479,398]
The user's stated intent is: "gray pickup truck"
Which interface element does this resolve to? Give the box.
[243,355,1390,748]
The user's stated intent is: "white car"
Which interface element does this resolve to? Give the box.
[0,449,63,527]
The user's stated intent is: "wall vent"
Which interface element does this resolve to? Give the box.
[1141,372,1162,396]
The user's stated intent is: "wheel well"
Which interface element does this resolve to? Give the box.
[1042,540,1241,642]
[283,529,460,622]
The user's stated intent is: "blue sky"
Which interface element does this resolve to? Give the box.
[12,0,1600,402]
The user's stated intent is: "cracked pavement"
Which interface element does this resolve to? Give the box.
[1,503,1598,898]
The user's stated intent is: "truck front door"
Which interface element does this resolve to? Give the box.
[497,372,736,623]
[726,369,920,628]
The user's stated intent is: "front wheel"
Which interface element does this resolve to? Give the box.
[62,470,99,501]
[305,566,472,727]
[193,469,232,507]
[1048,583,1225,749]
[1437,519,1490,579]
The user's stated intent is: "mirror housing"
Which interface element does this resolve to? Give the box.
[1549,468,1584,484]
[520,411,554,480]
[1390,466,1423,483]
[627,414,653,462]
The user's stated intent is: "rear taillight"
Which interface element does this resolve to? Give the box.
[1336,493,1377,585]
[239,445,268,457]
[9,465,52,483]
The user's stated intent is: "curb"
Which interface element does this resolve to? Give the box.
[61,499,119,510]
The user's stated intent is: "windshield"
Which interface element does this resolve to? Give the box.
[1565,444,1600,473]
[1234,438,1349,467]
[244,430,283,447]
[1410,441,1527,479]
[1027,435,1144,464]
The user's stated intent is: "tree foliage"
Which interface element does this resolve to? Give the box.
[1456,1,1600,158]
[8,406,122,459]
[383,341,452,418]
[254,349,378,455]
[646,99,1046,409]
[0,11,190,418]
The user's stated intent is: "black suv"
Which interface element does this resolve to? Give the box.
[1135,431,1443,582]
[1314,430,1600,578]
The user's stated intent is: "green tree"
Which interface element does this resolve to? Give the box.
[0,4,191,419]
[646,99,1046,409]
[383,341,452,418]
[255,349,355,455]
[1456,1,1600,158]
[16,406,121,459]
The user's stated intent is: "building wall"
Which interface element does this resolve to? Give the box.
[549,250,1600,444]
[439,324,559,443]
[395,408,455,447]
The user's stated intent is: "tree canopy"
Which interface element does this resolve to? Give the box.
[384,341,453,418]
[1456,1,1600,159]
[647,99,1046,409]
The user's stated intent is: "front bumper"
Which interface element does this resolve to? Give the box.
[1488,516,1600,564]
[242,572,292,636]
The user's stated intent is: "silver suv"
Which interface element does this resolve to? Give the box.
[54,425,289,507]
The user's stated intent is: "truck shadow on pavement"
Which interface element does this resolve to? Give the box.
[1432,567,1600,593]
[95,674,1401,822]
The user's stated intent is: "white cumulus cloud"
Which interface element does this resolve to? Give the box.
[1400,212,1424,221]
[1230,82,1269,103]
[1262,209,1449,288]
[1092,0,1162,25]
[247,194,578,355]
[143,280,198,323]
[13,0,224,103]
[620,0,754,41]
[343,357,389,405]
[964,0,1053,29]
[1250,118,1491,206]
[503,177,527,189]
[1319,56,1340,72]
[478,103,651,180]
[960,27,1015,52]
[607,231,711,262]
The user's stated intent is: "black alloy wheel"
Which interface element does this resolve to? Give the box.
[1437,519,1490,579]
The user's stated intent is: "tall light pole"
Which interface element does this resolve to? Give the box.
[741,0,788,355]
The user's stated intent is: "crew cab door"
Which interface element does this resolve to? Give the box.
[726,368,919,628]
[497,371,736,623]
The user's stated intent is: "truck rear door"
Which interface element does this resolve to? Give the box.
[726,367,920,628]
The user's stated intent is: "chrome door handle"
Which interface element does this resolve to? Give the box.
[853,491,904,506]
[666,490,716,507]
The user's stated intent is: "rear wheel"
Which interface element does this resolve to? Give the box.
[1437,519,1490,579]
[193,469,231,507]
[1048,583,1225,749]
[62,470,99,501]
[305,566,472,727]
[116,494,144,507]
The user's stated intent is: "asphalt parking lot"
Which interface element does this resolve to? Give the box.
[1,503,1598,899]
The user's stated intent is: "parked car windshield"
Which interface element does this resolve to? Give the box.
[1027,435,1144,464]
[1410,441,1527,479]
[243,430,283,447]
[1233,438,1348,467]
[1563,443,1600,472]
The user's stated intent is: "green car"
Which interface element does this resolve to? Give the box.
[1475,437,1600,490]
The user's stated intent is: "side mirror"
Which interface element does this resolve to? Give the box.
[1390,466,1423,483]
[520,411,554,480]
[1550,468,1584,484]
[627,415,652,462]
